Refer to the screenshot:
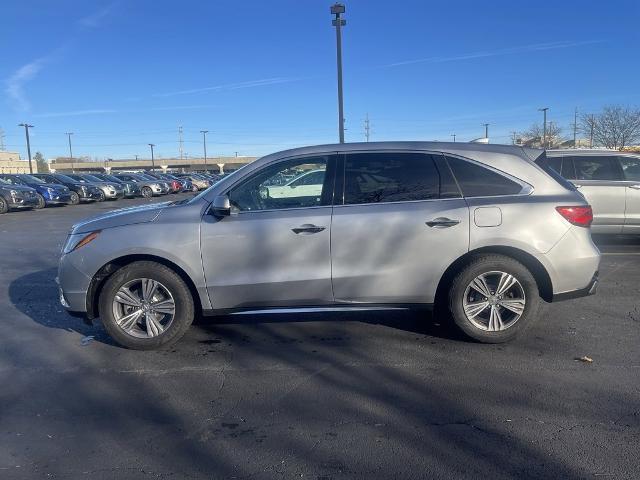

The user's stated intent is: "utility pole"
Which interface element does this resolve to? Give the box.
[573,107,578,149]
[511,131,518,145]
[18,123,34,174]
[148,143,155,171]
[589,115,595,148]
[0,127,5,151]
[482,123,489,140]
[65,132,74,172]
[364,113,370,142]
[178,125,184,161]
[134,154,139,161]
[451,134,456,142]
[200,130,208,172]
[538,107,549,149]
[331,3,346,143]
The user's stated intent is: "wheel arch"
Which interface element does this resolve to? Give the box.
[85,254,202,320]
[435,246,554,306]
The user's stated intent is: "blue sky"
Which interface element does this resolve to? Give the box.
[2,0,639,160]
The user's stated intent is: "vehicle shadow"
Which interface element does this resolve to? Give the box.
[8,267,118,346]
[11,268,464,346]
[199,307,466,341]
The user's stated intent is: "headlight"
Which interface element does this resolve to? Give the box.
[63,231,101,254]
[9,189,20,200]
[80,185,88,194]
[47,187,56,194]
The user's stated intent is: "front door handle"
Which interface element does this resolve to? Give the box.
[629,184,640,190]
[292,224,326,235]
[426,217,460,228]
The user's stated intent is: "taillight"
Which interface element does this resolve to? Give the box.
[556,206,593,227]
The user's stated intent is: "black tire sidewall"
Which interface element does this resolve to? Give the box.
[0,196,7,214]
[448,255,540,343]
[98,261,195,349]
[70,192,80,205]
[35,194,46,209]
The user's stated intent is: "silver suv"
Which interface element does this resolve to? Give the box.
[57,142,600,349]
[544,150,640,234]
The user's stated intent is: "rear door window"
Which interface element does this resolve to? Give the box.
[619,156,640,181]
[445,156,523,197]
[342,152,458,205]
[572,156,622,181]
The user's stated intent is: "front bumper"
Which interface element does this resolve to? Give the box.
[8,193,39,209]
[45,192,72,205]
[103,188,125,199]
[79,189,102,202]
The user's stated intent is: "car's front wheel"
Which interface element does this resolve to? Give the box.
[69,191,80,205]
[448,254,540,343]
[97,190,106,202]
[0,196,8,214]
[98,261,195,349]
[141,186,153,198]
[34,193,46,209]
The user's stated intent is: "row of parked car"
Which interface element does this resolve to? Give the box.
[0,171,221,214]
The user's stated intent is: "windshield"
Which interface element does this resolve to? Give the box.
[54,174,76,183]
[103,174,122,182]
[82,174,104,182]
[18,174,45,184]
[66,174,88,183]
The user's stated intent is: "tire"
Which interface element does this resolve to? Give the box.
[98,261,195,350]
[191,185,198,192]
[0,196,8,214]
[141,186,153,198]
[69,191,80,205]
[34,193,46,209]
[97,190,106,202]
[447,254,540,343]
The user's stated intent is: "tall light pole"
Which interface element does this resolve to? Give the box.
[573,107,578,148]
[482,123,489,140]
[65,132,74,172]
[148,143,155,171]
[200,130,209,172]
[538,107,549,148]
[18,123,34,174]
[451,134,456,142]
[331,3,346,143]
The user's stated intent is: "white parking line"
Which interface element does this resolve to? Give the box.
[601,252,640,256]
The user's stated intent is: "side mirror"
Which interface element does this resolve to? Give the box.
[211,195,231,217]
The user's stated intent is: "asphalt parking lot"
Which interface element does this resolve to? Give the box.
[1,195,639,479]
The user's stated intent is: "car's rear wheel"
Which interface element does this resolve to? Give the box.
[0,196,8,214]
[141,186,153,198]
[34,193,46,209]
[99,261,194,349]
[448,254,540,343]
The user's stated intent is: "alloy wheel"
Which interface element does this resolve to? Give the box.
[462,271,525,332]
[111,278,176,338]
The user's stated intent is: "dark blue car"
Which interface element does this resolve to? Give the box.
[0,174,73,208]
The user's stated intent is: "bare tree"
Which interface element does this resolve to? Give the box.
[580,105,640,150]
[518,122,565,148]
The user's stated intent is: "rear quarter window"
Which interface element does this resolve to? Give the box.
[534,153,578,191]
[445,156,523,197]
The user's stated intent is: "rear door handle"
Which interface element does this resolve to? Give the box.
[292,224,326,235]
[426,217,460,228]
[629,184,640,190]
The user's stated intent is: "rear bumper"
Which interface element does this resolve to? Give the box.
[552,272,598,302]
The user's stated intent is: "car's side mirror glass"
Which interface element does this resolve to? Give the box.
[211,195,231,217]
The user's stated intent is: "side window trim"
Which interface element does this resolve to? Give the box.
[444,154,533,198]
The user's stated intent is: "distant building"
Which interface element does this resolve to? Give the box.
[0,151,38,173]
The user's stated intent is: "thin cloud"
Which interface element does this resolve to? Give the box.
[155,77,301,97]
[78,2,117,28]
[384,40,603,67]
[34,109,117,118]
[5,54,56,112]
